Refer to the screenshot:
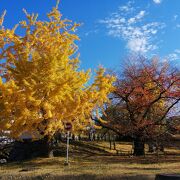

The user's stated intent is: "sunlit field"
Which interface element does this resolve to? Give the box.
[1,141,180,179]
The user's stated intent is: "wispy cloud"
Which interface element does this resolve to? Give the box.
[99,2,165,54]
[118,1,135,13]
[84,30,98,36]
[166,49,180,61]
[153,0,162,4]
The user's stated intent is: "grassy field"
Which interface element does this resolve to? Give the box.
[0,141,180,180]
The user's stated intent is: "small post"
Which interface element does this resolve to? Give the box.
[65,131,70,165]
[64,122,72,166]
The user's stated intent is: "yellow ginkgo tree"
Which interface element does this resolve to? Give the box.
[0,4,115,140]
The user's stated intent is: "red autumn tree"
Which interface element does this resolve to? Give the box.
[99,57,180,156]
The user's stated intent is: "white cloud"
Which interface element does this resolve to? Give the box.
[118,1,134,13]
[175,49,180,53]
[153,0,162,4]
[136,11,146,19]
[167,53,179,61]
[99,3,165,54]
[166,49,180,61]
[128,11,145,24]
[127,38,149,53]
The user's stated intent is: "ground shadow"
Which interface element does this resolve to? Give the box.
[0,174,155,180]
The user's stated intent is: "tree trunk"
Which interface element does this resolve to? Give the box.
[41,136,53,158]
[159,145,164,152]
[113,141,116,150]
[78,134,81,141]
[133,138,145,156]
[97,134,100,141]
[72,134,75,141]
[109,140,112,150]
[148,143,155,153]
[88,133,91,141]
[109,133,112,150]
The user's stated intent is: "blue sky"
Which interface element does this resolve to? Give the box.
[1,0,180,71]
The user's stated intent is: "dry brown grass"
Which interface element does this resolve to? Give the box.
[0,141,180,179]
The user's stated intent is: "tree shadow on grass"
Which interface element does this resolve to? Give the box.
[1,174,155,180]
[79,154,180,165]
[3,140,180,168]
[4,154,179,169]
[71,141,110,155]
